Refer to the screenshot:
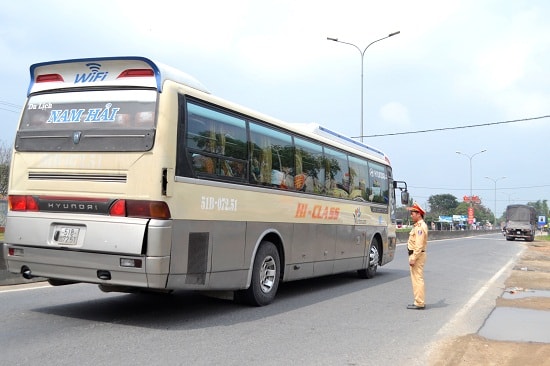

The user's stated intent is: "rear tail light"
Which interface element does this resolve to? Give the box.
[109,199,126,216]
[8,247,24,256]
[109,199,171,219]
[8,195,39,211]
[8,195,171,219]
[117,69,155,78]
[36,73,64,83]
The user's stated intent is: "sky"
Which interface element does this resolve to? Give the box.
[1,0,549,219]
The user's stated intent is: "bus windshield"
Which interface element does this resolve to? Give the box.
[16,89,157,152]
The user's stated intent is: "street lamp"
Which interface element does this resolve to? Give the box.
[485,176,506,227]
[456,149,487,228]
[327,31,400,142]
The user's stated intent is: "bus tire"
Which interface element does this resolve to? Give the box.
[358,239,380,279]
[235,241,280,306]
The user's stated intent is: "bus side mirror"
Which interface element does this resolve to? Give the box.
[393,180,409,205]
[401,191,409,205]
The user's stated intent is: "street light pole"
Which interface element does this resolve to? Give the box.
[485,176,506,227]
[456,149,487,228]
[327,31,400,143]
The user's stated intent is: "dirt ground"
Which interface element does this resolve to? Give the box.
[429,239,550,366]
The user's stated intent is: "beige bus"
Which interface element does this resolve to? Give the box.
[4,56,408,306]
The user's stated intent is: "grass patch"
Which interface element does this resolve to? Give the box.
[537,234,550,242]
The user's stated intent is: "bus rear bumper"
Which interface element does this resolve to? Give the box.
[3,243,169,289]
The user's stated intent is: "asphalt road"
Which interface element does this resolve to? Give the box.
[0,233,522,366]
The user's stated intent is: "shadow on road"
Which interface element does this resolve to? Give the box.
[32,268,410,330]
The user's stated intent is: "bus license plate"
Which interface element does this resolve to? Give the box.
[56,227,80,245]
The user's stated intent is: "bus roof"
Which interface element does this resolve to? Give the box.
[26,56,391,166]
[292,123,386,159]
[290,123,389,164]
[28,56,210,96]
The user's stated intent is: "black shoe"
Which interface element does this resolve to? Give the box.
[407,304,425,310]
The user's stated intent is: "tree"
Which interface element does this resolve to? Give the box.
[0,140,11,197]
[527,200,549,218]
[474,204,493,226]
[428,194,459,218]
[395,196,415,225]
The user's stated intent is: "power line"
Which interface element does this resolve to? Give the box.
[360,115,550,138]
[411,184,550,191]
[409,184,549,204]
[0,101,21,108]
[0,101,22,114]
[0,107,21,113]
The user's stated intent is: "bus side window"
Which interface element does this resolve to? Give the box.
[368,161,389,204]
[294,150,306,191]
[193,154,215,174]
[185,101,247,181]
[348,155,368,201]
[248,143,271,186]
[220,159,243,178]
[324,147,349,199]
[231,161,245,178]
[250,157,261,184]
[249,122,293,189]
[271,147,294,190]
[294,137,324,195]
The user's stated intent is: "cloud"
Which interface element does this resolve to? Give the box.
[379,102,410,127]
[450,3,550,119]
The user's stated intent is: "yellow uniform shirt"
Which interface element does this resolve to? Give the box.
[407,219,428,260]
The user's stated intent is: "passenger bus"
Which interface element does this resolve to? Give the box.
[4,56,408,306]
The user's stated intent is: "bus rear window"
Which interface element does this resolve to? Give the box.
[16,90,157,152]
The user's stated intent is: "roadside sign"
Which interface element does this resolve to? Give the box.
[463,195,481,204]
[468,206,474,224]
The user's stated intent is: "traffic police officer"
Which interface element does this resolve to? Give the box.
[406,202,428,310]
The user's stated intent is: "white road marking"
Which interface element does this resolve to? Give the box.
[0,281,51,293]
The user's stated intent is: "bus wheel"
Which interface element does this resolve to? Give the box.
[358,239,380,279]
[235,241,280,306]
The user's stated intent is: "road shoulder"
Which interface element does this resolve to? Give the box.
[430,239,550,365]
